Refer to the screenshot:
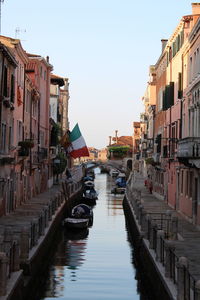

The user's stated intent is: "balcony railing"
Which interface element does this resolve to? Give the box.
[177,137,200,158]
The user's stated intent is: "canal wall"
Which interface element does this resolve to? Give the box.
[124,172,200,300]
[0,179,83,300]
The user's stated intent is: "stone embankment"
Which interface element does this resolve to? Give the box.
[0,168,83,300]
[124,172,200,300]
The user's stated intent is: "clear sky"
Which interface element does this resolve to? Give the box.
[2,0,194,149]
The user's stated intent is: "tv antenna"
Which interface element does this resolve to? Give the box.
[0,0,4,35]
[15,27,26,39]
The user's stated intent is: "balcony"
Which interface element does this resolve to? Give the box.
[177,137,200,158]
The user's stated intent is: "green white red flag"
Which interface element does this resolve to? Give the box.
[68,124,89,158]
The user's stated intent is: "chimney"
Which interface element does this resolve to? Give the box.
[115,130,118,144]
[161,39,168,52]
[192,3,200,15]
[109,136,112,146]
[46,55,49,63]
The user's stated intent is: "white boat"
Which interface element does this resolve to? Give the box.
[63,217,89,229]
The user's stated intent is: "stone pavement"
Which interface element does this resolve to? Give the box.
[127,171,200,287]
[0,174,82,300]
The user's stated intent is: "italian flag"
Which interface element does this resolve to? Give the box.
[68,124,89,158]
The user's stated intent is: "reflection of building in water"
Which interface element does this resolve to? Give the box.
[107,196,124,216]
[44,266,65,298]
[66,239,87,269]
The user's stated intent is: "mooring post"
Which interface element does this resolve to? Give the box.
[195,280,200,300]
[20,227,29,262]
[177,256,189,300]
[156,230,164,262]
[0,252,8,296]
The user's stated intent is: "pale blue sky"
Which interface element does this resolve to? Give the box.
[3,0,193,148]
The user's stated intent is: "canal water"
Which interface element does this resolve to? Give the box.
[38,168,155,300]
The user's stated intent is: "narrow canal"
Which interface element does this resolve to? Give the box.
[37,168,155,300]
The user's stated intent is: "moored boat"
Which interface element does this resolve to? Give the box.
[72,203,94,226]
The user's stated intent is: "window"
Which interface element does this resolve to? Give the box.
[9,126,12,149]
[197,48,200,74]
[26,90,31,113]
[0,182,4,199]
[10,74,15,102]
[40,130,44,147]
[186,171,189,196]
[189,57,193,83]
[158,88,163,111]
[17,120,23,142]
[1,123,6,152]
[189,172,193,198]
[40,66,43,77]
[178,73,183,99]
[181,170,184,194]
[3,66,8,97]
[32,101,38,118]
[171,124,176,155]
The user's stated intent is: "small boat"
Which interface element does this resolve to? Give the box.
[83,189,98,201]
[63,217,89,229]
[115,173,126,188]
[72,204,94,226]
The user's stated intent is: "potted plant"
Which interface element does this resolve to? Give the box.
[18,139,34,148]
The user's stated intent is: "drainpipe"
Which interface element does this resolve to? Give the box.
[180,54,184,139]
[22,69,26,141]
[29,89,33,174]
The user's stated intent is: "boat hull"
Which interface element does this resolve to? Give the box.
[63,218,89,229]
